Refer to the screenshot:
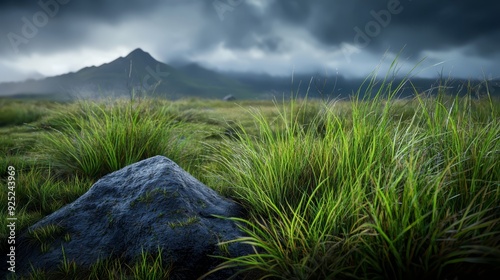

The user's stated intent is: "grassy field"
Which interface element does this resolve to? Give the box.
[1,76,499,279]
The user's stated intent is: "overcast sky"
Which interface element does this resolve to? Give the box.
[0,0,499,83]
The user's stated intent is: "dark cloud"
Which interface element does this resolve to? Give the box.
[257,36,284,52]
[274,0,500,57]
[3,0,499,52]
[465,30,500,56]
[0,0,499,81]
[0,0,164,20]
[0,0,37,9]
[269,0,312,24]
[0,0,185,56]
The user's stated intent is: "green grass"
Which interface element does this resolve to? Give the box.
[206,81,500,279]
[9,247,173,280]
[0,71,499,279]
[0,99,52,127]
[37,98,206,178]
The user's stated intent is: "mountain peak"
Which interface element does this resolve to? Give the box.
[120,48,164,71]
[125,48,154,60]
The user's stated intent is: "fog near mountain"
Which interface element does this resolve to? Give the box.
[0,48,253,99]
[1,48,498,100]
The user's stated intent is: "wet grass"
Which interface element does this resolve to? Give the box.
[0,72,499,279]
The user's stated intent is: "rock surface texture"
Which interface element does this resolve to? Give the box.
[13,156,251,279]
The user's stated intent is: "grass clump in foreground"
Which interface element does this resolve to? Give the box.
[38,98,205,178]
[206,78,500,279]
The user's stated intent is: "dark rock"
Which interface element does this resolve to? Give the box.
[12,156,251,279]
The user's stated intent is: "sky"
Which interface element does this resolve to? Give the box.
[0,0,499,83]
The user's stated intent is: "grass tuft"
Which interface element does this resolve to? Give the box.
[38,98,197,178]
[206,73,500,279]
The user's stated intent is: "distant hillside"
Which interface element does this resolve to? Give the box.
[1,48,498,100]
[0,48,256,100]
[226,71,500,99]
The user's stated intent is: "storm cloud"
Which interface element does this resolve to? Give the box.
[0,0,499,82]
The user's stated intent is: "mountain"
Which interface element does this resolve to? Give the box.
[1,48,498,100]
[0,48,256,100]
